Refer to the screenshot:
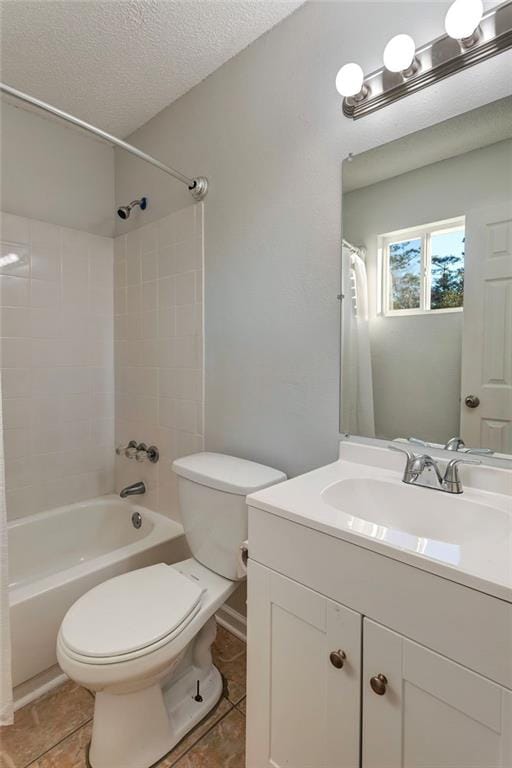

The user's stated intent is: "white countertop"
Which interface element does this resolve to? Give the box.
[247,441,512,603]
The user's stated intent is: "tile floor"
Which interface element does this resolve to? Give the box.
[0,625,246,768]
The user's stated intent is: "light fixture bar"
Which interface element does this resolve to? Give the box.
[343,0,512,119]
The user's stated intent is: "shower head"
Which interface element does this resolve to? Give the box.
[116,197,148,220]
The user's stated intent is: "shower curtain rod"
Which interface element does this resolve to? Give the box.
[0,83,208,201]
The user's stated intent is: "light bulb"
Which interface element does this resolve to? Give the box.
[383,34,416,73]
[445,0,483,40]
[335,63,364,97]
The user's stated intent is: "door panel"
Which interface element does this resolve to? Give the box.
[363,619,512,768]
[461,204,512,451]
[246,561,361,768]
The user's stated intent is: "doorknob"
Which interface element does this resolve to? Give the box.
[370,673,388,695]
[464,395,480,408]
[329,650,346,669]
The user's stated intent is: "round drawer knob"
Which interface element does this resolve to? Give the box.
[464,394,480,409]
[370,673,388,695]
[329,650,346,669]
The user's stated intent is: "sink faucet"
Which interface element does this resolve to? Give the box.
[443,436,494,456]
[444,436,466,451]
[389,445,480,494]
[120,481,146,499]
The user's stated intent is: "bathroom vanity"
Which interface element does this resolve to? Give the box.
[245,441,512,768]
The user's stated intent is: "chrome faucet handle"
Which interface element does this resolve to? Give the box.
[463,447,494,455]
[408,437,434,448]
[444,437,465,451]
[388,444,420,481]
[443,457,481,494]
[388,444,417,462]
[135,443,160,464]
[116,440,137,459]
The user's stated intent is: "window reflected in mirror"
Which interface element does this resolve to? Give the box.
[341,97,512,457]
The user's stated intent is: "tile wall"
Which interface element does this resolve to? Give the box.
[114,203,204,520]
[0,212,114,520]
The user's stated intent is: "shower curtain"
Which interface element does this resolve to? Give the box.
[0,371,13,725]
[341,245,375,436]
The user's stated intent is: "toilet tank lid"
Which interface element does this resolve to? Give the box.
[172,452,287,495]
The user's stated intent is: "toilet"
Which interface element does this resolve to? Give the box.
[57,452,286,768]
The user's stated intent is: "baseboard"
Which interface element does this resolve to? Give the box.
[14,665,68,711]
[216,604,247,643]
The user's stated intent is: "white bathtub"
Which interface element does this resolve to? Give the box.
[9,495,187,695]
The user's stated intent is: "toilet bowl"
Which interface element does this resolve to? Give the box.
[57,452,286,768]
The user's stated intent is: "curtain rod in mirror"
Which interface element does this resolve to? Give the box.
[336,0,512,119]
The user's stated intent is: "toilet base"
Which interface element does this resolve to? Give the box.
[88,663,223,768]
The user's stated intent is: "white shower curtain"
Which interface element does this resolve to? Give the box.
[0,371,13,725]
[341,245,375,437]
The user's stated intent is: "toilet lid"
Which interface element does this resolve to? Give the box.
[60,564,203,658]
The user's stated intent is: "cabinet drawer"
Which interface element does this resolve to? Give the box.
[249,507,512,689]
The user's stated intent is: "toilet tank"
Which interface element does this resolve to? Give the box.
[172,453,286,580]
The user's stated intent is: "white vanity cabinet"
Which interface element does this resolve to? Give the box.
[363,619,512,768]
[246,561,361,768]
[246,506,512,768]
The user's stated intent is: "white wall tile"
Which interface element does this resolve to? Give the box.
[0,275,30,306]
[31,278,60,308]
[2,307,32,337]
[114,203,203,520]
[141,249,158,281]
[0,242,30,278]
[1,212,115,520]
[1,212,30,244]
[1,368,31,398]
[175,272,195,305]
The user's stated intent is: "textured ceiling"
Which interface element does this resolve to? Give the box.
[0,0,303,137]
[343,96,512,192]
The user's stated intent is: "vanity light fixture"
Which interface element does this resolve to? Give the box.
[383,34,419,77]
[335,63,368,101]
[337,0,512,119]
[445,0,484,47]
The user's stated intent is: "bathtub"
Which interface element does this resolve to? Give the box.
[9,495,187,698]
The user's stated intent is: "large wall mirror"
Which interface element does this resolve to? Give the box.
[341,96,512,458]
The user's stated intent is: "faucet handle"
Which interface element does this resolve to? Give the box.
[116,440,138,459]
[443,457,481,493]
[388,444,417,463]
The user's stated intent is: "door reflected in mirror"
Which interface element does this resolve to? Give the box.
[341,97,512,457]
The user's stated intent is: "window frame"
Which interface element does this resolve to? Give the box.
[380,216,465,317]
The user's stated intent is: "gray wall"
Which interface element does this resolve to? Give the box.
[114,1,512,478]
[1,103,114,236]
[343,140,512,443]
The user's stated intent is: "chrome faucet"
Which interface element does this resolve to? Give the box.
[389,445,480,494]
[120,481,146,499]
[444,436,466,451]
[443,436,494,455]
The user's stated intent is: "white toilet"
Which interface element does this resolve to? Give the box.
[57,452,286,768]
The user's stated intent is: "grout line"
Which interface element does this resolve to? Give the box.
[234,696,246,716]
[24,717,93,768]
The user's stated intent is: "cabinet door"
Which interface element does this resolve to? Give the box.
[363,618,512,768]
[246,560,361,768]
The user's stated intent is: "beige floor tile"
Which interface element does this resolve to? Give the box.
[212,627,246,705]
[235,697,246,715]
[156,696,232,767]
[28,722,92,768]
[172,708,245,768]
[0,683,93,768]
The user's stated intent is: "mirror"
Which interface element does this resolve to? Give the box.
[341,97,512,457]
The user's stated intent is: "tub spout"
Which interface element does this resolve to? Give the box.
[120,481,146,499]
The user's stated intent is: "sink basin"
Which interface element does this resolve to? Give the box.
[321,477,505,548]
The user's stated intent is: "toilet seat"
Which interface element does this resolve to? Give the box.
[60,564,203,664]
